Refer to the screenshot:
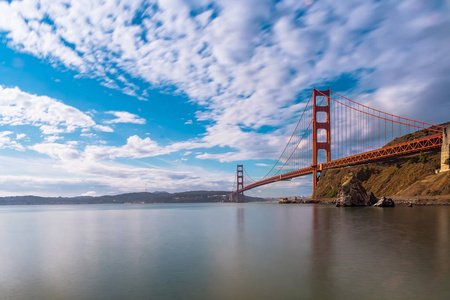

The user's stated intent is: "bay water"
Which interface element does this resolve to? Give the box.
[0,203,449,299]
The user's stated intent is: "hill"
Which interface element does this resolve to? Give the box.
[0,191,267,205]
[312,122,450,203]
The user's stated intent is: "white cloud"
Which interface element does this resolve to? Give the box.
[84,135,169,160]
[81,191,96,196]
[14,140,234,196]
[30,142,80,161]
[44,135,63,143]
[0,131,25,151]
[104,111,146,125]
[94,125,114,132]
[82,135,209,160]
[16,133,26,140]
[0,86,113,134]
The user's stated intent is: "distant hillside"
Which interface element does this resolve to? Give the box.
[312,122,450,201]
[0,191,268,205]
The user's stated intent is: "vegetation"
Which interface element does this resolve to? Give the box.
[325,189,338,198]
[418,152,427,164]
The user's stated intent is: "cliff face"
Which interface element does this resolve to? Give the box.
[312,151,450,200]
[312,122,450,200]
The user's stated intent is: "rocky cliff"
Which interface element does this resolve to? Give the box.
[312,151,450,201]
[312,123,450,202]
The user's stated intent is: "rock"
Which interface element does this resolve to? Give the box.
[369,192,378,205]
[373,196,395,207]
[407,202,413,207]
[335,173,371,207]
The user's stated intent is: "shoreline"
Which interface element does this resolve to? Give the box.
[280,195,450,206]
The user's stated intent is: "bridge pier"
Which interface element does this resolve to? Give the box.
[312,168,317,192]
[441,124,450,172]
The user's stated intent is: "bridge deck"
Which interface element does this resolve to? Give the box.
[238,133,442,193]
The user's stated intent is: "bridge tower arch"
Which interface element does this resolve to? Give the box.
[312,88,331,192]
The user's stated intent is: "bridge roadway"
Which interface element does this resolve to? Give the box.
[238,133,443,193]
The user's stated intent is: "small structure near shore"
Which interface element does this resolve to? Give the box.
[278,197,317,204]
[279,197,293,204]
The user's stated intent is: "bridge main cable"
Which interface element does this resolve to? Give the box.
[260,92,313,180]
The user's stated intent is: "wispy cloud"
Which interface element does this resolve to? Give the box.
[7,142,234,196]
[0,131,25,151]
[104,111,146,125]
[0,86,113,135]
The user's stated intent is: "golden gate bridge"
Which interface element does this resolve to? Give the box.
[231,88,446,202]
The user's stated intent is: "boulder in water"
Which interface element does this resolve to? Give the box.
[373,196,395,207]
[335,173,371,207]
[369,192,378,205]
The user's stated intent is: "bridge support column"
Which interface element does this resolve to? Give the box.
[312,88,331,193]
[236,164,244,202]
[312,167,318,192]
[441,124,450,172]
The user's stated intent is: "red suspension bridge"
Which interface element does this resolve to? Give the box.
[232,88,446,202]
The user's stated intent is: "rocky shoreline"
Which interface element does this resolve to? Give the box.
[280,171,450,206]
[279,197,450,206]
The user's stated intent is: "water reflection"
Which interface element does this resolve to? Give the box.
[0,204,448,299]
[310,206,450,299]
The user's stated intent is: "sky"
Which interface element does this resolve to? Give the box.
[0,0,449,197]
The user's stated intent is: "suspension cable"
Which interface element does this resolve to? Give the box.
[273,119,312,176]
[317,91,444,133]
[260,92,313,180]
[327,89,444,130]
[243,167,256,183]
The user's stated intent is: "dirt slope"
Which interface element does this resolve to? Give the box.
[312,151,449,200]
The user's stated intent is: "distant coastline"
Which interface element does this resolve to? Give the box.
[0,191,269,205]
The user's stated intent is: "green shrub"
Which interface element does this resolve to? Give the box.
[356,168,373,182]
[325,189,338,198]
[418,152,426,164]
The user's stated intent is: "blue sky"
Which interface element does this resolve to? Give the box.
[0,0,449,197]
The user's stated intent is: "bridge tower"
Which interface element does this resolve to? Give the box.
[312,88,331,192]
[236,164,244,202]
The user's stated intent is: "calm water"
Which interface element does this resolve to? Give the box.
[0,203,449,300]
